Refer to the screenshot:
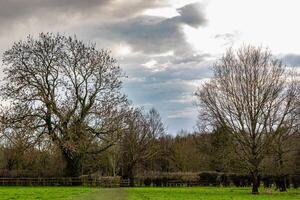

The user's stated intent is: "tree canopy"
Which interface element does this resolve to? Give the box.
[0,33,127,176]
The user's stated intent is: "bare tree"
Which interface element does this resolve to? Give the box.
[147,108,165,137]
[120,107,164,186]
[0,33,127,176]
[196,46,298,194]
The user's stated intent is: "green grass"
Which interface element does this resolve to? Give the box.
[126,187,300,200]
[74,188,126,200]
[0,187,93,200]
[0,187,299,200]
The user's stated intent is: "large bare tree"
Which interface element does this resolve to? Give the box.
[120,107,164,186]
[196,46,298,194]
[0,33,127,176]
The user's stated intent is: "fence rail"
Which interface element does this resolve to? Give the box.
[0,174,299,188]
[120,179,130,187]
[0,177,121,187]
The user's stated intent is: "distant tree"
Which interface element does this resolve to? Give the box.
[153,135,174,172]
[294,90,300,175]
[196,46,298,194]
[170,133,191,172]
[270,127,299,191]
[147,108,165,138]
[169,131,208,172]
[206,127,238,172]
[295,141,300,175]
[120,108,164,186]
[0,109,44,171]
[0,33,127,177]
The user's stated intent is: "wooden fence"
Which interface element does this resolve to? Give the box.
[0,174,298,188]
[0,177,121,187]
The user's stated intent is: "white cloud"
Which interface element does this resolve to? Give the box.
[1,0,299,134]
[167,107,196,119]
[112,43,133,57]
[149,50,174,57]
[143,7,179,18]
[143,60,158,69]
[185,0,300,56]
[167,93,195,104]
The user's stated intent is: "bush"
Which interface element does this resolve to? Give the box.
[229,174,240,187]
[199,172,219,186]
[262,175,273,188]
[273,175,291,191]
[136,172,199,187]
[144,178,152,186]
[154,178,162,187]
[162,177,168,186]
[290,175,300,189]
[134,172,299,188]
[220,174,230,187]
[229,174,251,187]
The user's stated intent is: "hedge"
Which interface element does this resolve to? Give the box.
[132,172,300,188]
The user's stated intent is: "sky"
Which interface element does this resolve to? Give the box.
[0,0,300,134]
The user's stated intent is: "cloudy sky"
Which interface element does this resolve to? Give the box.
[0,0,300,133]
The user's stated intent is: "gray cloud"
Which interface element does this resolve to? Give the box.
[170,53,210,65]
[175,3,207,28]
[0,0,209,134]
[101,16,186,54]
[282,54,300,67]
[88,3,206,54]
[0,0,169,34]
[0,0,108,25]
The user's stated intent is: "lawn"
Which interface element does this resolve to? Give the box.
[0,187,93,200]
[0,187,299,200]
[127,187,300,200]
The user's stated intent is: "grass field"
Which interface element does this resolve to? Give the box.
[0,187,299,200]
[127,187,300,200]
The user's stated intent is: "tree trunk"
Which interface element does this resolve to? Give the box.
[62,150,82,177]
[282,176,287,192]
[275,174,287,192]
[277,154,287,192]
[122,166,135,187]
[251,170,260,194]
[128,167,135,187]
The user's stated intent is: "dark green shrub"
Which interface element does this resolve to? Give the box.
[274,175,289,192]
[229,174,251,187]
[162,177,168,186]
[291,175,300,189]
[154,178,162,187]
[262,175,273,188]
[199,172,219,186]
[144,178,152,186]
[220,174,230,187]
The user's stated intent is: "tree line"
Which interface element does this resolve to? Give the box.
[0,33,299,194]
